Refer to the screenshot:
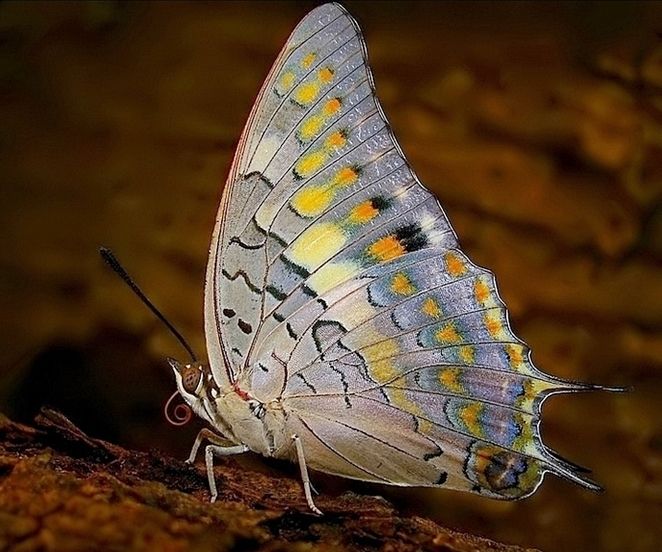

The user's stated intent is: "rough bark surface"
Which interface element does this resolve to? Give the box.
[0,409,536,552]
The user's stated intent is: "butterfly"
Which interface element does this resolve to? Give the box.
[167,2,613,514]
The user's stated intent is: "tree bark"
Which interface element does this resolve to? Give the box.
[0,409,537,552]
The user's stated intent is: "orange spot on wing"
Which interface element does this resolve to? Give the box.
[435,322,461,344]
[295,81,320,105]
[333,166,357,187]
[485,311,503,338]
[474,279,490,305]
[422,297,441,318]
[444,251,467,277]
[367,235,406,261]
[295,150,327,178]
[278,71,296,93]
[459,345,475,364]
[323,97,342,116]
[325,130,347,150]
[505,344,524,369]
[348,200,379,224]
[301,52,317,69]
[291,186,333,217]
[318,66,334,84]
[391,272,415,295]
[439,367,463,393]
[459,402,484,436]
[298,116,324,142]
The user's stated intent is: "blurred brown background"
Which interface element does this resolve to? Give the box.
[0,1,660,550]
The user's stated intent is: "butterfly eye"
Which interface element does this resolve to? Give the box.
[182,364,201,394]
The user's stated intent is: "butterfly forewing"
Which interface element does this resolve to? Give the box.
[206,2,369,384]
[206,2,597,499]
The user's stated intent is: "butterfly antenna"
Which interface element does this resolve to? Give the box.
[99,247,197,363]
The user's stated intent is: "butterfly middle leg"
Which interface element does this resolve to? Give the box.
[204,443,249,502]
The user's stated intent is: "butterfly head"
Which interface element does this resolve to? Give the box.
[168,357,206,403]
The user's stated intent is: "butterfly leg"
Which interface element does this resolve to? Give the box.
[186,428,232,464]
[292,434,323,515]
[204,443,249,502]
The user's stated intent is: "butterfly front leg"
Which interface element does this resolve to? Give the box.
[186,428,234,464]
[186,428,248,502]
[293,434,322,515]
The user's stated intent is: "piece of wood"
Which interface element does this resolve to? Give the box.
[0,408,537,552]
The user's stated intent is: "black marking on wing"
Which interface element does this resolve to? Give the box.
[222,269,262,295]
[442,400,453,428]
[229,235,264,250]
[244,170,274,189]
[296,373,317,393]
[316,297,328,309]
[270,231,289,248]
[273,311,285,322]
[258,362,269,373]
[302,284,317,297]
[436,471,448,485]
[371,195,392,211]
[423,445,444,461]
[311,320,347,354]
[390,310,406,330]
[266,285,287,300]
[334,353,375,386]
[280,253,311,278]
[287,203,303,216]
[238,319,253,334]
[462,441,479,485]
[286,322,298,340]
[223,308,236,318]
[231,347,243,358]
[395,223,428,252]
[366,281,387,308]
[330,363,351,408]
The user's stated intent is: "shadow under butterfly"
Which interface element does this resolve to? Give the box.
[103,2,624,515]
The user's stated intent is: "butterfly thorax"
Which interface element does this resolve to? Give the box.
[212,388,290,458]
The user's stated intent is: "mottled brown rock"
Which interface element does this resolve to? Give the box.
[0,409,535,552]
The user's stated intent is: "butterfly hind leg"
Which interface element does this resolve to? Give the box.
[186,429,248,502]
[293,434,323,515]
